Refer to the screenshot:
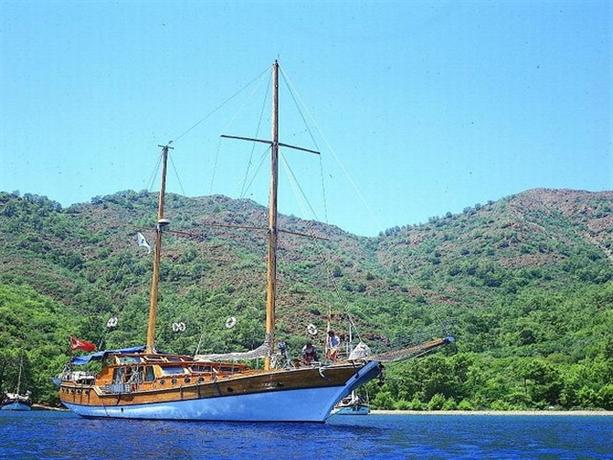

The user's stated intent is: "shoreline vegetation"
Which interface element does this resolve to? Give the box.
[0,191,611,409]
[370,410,613,416]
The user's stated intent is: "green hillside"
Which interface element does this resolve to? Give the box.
[0,188,611,409]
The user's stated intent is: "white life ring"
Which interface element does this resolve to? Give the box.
[106,316,118,328]
[225,316,237,329]
[307,324,318,336]
[172,322,186,332]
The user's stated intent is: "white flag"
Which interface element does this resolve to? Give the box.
[136,232,151,254]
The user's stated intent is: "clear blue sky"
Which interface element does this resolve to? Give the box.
[1,0,611,236]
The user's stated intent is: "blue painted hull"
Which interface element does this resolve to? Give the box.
[64,361,381,422]
[1,402,31,411]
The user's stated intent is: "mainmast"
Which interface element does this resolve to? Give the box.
[264,61,280,370]
[146,144,172,353]
[220,60,319,371]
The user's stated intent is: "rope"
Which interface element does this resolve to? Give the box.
[280,152,319,220]
[211,73,268,193]
[240,72,272,198]
[146,152,163,192]
[171,67,269,143]
[169,154,186,196]
[318,152,329,224]
[279,67,328,222]
[280,152,310,219]
[241,145,271,197]
[280,65,382,230]
[209,138,222,194]
[280,64,362,342]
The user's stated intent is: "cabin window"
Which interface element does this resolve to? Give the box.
[112,367,125,384]
[171,378,178,385]
[161,366,185,376]
[191,365,212,373]
[118,356,141,364]
[145,366,155,382]
[184,377,191,384]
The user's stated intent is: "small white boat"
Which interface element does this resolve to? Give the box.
[332,391,369,415]
[1,356,31,411]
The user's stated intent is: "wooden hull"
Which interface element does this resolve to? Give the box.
[60,361,381,422]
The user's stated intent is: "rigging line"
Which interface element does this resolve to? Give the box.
[211,72,269,194]
[240,72,272,198]
[242,144,271,197]
[146,152,163,192]
[280,66,383,230]
[209,137,222,195]
[318,152,329,224]
[345,311,362,342]
[314,241,362,342]
[280,68,329,223]
[279,67,321,151]
[169,154,186,196]
[171,66,269,143]
[280,152,311,219]
[280,152,319,221]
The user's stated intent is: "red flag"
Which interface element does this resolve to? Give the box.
[70,336,96,352]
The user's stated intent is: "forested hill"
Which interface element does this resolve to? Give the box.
[0,188,611,409]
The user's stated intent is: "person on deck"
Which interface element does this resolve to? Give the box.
[301,342,318,365]
[326,330,341,362]
[277,340,290,367]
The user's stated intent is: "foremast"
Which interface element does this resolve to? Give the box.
[146,144,173,353]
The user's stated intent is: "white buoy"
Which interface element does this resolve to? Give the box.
[106,317,118,328]
[307,324,318,335]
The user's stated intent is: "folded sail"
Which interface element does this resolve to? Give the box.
[194,337,271,362]
[370,337,454,363]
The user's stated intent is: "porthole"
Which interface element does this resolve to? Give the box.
[160,380,165,385]
[184,377,191,384]
[171,378,178,385]
[198,377,205,383]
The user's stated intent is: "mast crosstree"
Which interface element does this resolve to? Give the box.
[221,60,320,370]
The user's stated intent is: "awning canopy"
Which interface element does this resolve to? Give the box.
[70,345,146,366]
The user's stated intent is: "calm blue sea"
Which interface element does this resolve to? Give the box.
[1,411,611,459]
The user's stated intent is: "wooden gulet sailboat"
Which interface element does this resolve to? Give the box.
[58,61,451,422]
[59,61,381,422]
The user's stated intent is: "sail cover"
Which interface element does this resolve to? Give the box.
[371,337,454,363]
[194,339,271,362]
[70,346,146,366]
